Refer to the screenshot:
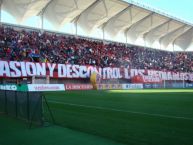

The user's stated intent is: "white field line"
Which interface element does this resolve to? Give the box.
[48,100,193,121]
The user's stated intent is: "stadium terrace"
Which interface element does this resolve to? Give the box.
[1,0,193,145]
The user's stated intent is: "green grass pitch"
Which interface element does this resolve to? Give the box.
[1,89,193,145]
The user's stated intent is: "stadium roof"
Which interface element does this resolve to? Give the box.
[1,0,193,51]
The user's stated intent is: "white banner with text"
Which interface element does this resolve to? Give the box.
[0,61,193,81]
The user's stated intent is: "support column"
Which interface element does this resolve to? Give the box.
[0,0,3,25]
[41,10,44,33]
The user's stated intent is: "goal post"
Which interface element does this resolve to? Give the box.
[32,75,50,84]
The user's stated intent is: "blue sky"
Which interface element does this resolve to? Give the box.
[124,0,193,24]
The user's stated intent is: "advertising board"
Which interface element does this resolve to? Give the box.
[27,84,65,92]
[122,84,143,89]
[65,84,93,90]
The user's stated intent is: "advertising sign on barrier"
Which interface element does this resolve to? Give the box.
[0,84,18,91]
[132,75,162,84]
[152,84,163,89]
[185,83,193,88]
[143,84,153,89]
[172,83,184,88]
[0,84,29,91]
[97,84,122,90]
[65,84,93,90]
[122,84,143,90]
[27,84,65,92]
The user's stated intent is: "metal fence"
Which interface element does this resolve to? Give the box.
[0,90,42,125]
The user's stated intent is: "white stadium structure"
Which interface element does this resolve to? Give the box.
[1,0,193,51]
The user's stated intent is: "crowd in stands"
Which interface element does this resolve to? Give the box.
[0,26,193,72]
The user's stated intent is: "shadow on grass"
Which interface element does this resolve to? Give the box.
[0,114,124,145]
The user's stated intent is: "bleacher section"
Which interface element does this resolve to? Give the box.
[0,25,192,73]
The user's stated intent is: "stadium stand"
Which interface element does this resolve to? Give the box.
[0,25,192,72]
[1,1,193,145]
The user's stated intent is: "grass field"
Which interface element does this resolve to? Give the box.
[1,89,193,145]
[44,89,193,145]
[0,114,122,145]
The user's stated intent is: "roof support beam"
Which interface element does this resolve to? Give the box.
[143,19,171,44]
[102,0,108,17]
[173,27,193,50]
[71,0,98,23]
[125,12,154,35]
[159,24,187,47]
[39,0,53,31]
[99,4,132,28]
[124,12,154,44]
[143,19,171,38]
[173,27,192,44]
[0,0,3,24]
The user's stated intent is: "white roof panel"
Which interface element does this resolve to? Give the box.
[44,0,96,28]
[174,27,193,50]
[2,0,50,23]
[127,13,168,44]
[78,0,128,33]
[144,20,183,47]
[104,5,150,37]
[160,25,191,49]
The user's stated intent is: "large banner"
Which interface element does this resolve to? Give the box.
[0,61,193,81]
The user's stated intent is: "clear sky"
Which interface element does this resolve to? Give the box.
[124,0,193,24]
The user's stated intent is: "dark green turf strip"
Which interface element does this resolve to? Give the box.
[0,114,124,145]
